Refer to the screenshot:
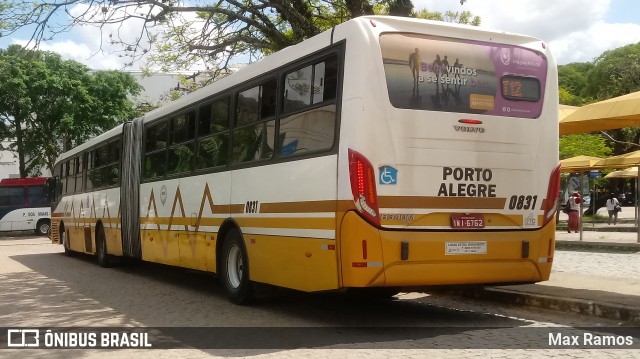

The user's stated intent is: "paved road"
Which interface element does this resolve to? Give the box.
[552,250,640,279]
[0,235,638,358]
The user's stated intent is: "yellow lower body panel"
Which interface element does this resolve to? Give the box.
[104,226,123,256]
[139,229,339,292]
[340,211,555,288]
[140,229,215,271]
[244,234,339,292]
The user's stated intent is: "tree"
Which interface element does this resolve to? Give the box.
[559,134,612,160]
[558,43,640,161]
[0,0,478,79]
[557,62,593,106]
[0,45,141,176]
[583,42,640,100]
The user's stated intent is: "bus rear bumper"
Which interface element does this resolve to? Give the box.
[339,211,555,288]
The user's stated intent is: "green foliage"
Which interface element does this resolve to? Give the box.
[413,9,480,25]
[557,43,640,163]
[1,0,481,84]
[558,62,594,105]
[0,45,141,176]
[583,42,640,100]
[559,87,580,106]
[559,134,612,160]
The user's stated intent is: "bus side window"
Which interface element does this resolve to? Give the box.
[28,186,49,206]
[67,158,77,195]
[197,97,230,170]
[236,87,260,126]
[7,187,25,206]
[232,80,276,164]
[61,161,69,195]
[284,65,312,113]
[260,79,277,119]
[85,152,94,191]
[313,56,338,104]
[108,141,121,186]
[75,154,84,193]
[279,55,339,157]
[144,121,169,179]
[0,188,8,206]
[168,111,196,175]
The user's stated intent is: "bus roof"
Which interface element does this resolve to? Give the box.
[55,123,125,164]
[0,177,48,186]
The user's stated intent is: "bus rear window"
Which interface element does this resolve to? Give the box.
[380,33,547,119]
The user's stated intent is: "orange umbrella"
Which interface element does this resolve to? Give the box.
[592,150,640,169]
[560,91,640,135]
[559,104,578,122]
[560,155,602,172]
[604,167,639,179]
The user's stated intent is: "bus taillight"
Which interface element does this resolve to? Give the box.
[348,149,381,227]
[543,163,561,226]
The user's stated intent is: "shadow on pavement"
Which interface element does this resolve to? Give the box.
[1,251,548,353]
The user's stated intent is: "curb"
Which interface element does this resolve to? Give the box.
[555,241,640,253]
[458,287,640,324]
[556,225,638,232]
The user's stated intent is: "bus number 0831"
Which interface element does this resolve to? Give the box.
[508,195,537,210]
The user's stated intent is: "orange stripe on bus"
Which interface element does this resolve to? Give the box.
[261,200,337,213]
[236,217,335,230]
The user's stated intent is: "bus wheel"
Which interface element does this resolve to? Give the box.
[61,227,72,256]
[35,219,51,236]
[96,226,110,268]
[220,229,254,304]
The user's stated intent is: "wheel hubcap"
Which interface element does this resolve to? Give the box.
[226,245,243,289]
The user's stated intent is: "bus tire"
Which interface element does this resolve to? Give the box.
[61,226,72,256]
[35,219,51,236]
[220,229,254,304]
[96,225,110,268]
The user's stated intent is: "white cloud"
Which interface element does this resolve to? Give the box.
[13,38,125,70]
[413,0,640,64]
[550,22,640,63]
[7,0,640,68]
[11,3,206,71]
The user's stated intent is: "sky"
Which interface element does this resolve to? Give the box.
[0,0,639,70]
[415,0,640,64]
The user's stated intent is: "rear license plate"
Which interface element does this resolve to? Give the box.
[450,214,485,229]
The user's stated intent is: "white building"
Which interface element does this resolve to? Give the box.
[0,140,20,179]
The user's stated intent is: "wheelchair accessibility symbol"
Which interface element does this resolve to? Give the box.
[379,166,398,185]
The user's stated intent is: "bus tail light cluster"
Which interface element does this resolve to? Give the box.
[543,163,561,226]
[348,149,380,227]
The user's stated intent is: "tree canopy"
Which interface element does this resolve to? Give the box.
[0,45,141,176]
[0,0,479,76]
[558,42,640,159]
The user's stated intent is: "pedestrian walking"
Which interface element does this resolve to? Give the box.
[606,193,621,225]
[567,191,582,233]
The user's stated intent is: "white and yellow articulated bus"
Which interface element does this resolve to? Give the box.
[50,16,560,304]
